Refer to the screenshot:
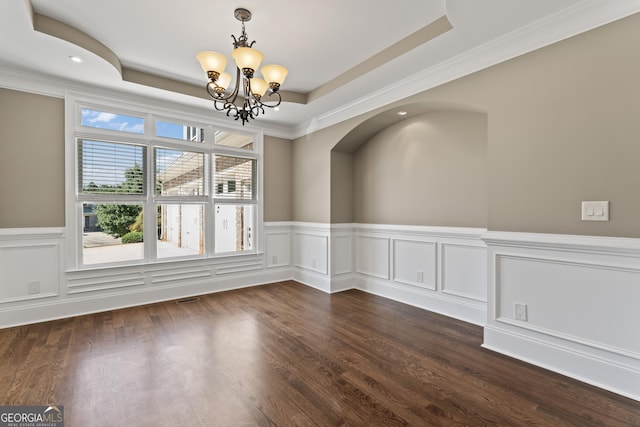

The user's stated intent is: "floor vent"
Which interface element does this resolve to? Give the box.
[175,296,200,304]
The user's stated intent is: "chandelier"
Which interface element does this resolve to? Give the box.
[196,8,288,125]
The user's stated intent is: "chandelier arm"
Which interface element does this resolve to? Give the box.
[213,100,229,112]
[205,77,241,105]
[205,82,228,101]
[226,66,242,104]
[221,101,239,116]
[256,91,283,109]
[250,103,265,118]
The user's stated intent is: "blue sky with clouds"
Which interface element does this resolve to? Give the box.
[80,109,197,187]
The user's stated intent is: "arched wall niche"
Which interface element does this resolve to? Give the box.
[330,102,488,226]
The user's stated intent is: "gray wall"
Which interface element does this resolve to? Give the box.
[294,12,640,237]
[330,151,354,223]
[2,13,640,237]
[263,135,293,221]
[0,88,294,227]
[353,111,487,227]
[0,88,64,227]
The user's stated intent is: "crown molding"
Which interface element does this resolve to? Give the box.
[0,65,294,139]
[291,0,640,139]
[3,0,639,141]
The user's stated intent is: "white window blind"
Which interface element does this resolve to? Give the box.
[214,155,256,200]
[78,140,146,195]
[155,148,205,196]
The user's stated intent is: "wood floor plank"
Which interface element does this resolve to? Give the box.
[0,280,639,426]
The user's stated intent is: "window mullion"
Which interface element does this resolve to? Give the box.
[71,98,262,269]
[145,132,156,262]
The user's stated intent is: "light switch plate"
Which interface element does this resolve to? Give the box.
[581,201,609,221]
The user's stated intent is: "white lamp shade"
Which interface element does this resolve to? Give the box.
[250,78,268,97]
[196,51,227,74]
[261,64,288,86]
[232,47,263,71]
[217,72,232,90]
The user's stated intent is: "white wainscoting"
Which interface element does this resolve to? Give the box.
[356,235,390,280]
[393,239,437,290]
[4,224,638,401]
[0,224,486,327]
[265,223,292,269]
[287,223,487,319]
[330,225,355,292]
[354,224,487,326]
[483,231,640,402]
[0,228,64,304]
[0,225,292,328]
[290,223,331,292]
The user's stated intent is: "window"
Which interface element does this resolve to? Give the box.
[82,203,144,264]
[155,148,205,196]
[68,98,262,268]
[154,147,206,259]
[77,139,147,265]
[213,155,256,200]
[81,108,144,134]
[156,120,205,143]
[213,155,257,254]
[79,140,146,195]
[215,131,253,150]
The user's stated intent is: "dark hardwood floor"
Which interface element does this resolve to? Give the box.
[0,281,638,426]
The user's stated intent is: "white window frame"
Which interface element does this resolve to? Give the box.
[64,92,264,271]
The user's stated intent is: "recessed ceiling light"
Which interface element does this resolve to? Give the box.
[69,56,83,63]
[397,111,407,116]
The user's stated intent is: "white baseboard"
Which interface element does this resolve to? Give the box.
[357,276,486,326]
[483,325,640,402]
[292,267,331,293]
[0,268,291,329]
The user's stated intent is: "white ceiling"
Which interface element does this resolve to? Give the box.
[1,0,639,138]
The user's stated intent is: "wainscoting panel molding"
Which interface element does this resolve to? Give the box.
[292,229,328,275]
[354,224,487,326]
[265,223,292,269]
[332,234,353,276]
[441,243,487,302]
[0,228,63,303]
[392,239,437,290]
[483,231,640,402]
[355,235,390,280]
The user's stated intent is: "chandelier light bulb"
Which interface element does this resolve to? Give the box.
[232,47,264,76]
[250,78,268,98]
[261,64,288,89]
[217,72,232,91]
[196,51,227,75]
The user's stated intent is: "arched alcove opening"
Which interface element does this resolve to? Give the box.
[330,103,487,226]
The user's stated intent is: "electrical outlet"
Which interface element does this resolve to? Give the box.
[28,281,41,295]
[514,303,528,321]
[272,255,277,265]
[311,258,316,268]
[416,271,424,283]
